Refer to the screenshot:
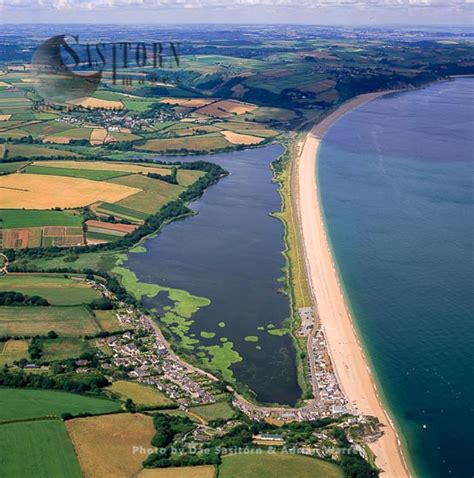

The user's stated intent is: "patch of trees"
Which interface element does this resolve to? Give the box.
[0,369,110,394]
[144,412,221,468]
[148,166,178,184]
[150,413,196,448]
[0,291,49,306]
[90,297,114,310]
[332,428,379,478]
[28,337,43,360]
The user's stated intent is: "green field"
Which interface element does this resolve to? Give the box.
[110,174,185,215]
[5,144,81,159]
[189,401,236,422]
[96,202,149,222]
[87,231,123,242]
[41,337,94,362]
[11,250,120,274]
[177,169,205,187]
[135,133,231,152]
[107,380,175,407]
[0,209,83,228]
[0,275,100,306]
[0,305,100,336]
[0,420,83,478]
[0,339,29,365]
[219,453,344,478]
[0,388,120,421]
[92,309,122,332]
[24,165,131,181]
[0,160,28,173]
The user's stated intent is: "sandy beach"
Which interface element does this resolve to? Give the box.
[295,91,411,477]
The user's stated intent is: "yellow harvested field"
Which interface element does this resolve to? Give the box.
[215,99,256,115]
[0,144,5,159]
[90,128,107,145]
[107,380,175,407]
[42,136,72,144]
[32,160,171,176]
[196,99,256,118]
[0,82,10,87]
[0,114,11,121]
[160,97,214,108]
[0,173,140,209]
[138,466,216,478]
[66,413,155,478]
[221,130,264,145]
[0,339,29,365]
[68,96,124,110]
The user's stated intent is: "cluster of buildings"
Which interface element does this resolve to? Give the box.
[310,328,350,416]
[90,279,354,426]
[92,289,216,407]
[232,326,351,423]
[54,102,181,133]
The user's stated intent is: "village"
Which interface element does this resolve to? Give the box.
[90,279,218,407]
[87,277,363,428]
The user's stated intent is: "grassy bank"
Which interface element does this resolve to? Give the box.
[271,138,314,403]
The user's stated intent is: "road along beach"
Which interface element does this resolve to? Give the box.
[294,91,411,477]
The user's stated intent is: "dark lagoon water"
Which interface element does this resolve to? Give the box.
[318,79,474,478]
[125,145,302,405]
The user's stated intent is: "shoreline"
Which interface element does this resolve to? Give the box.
[294,91,412,477]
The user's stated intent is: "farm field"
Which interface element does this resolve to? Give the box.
[193,99,256,118]
[189,400,236,422]
[95,202,149,223]
[85,219,138,243]
[0,388,120,421]
[0,274,100,305]
[92,309,123,332]
[0,225,85,249]
[24,164,131,181]
[67,96,124,109]
[66,413,155,478]
[0,420,83,478]
[219,453,344,478]
[138,466,216,478]
[0,339,29,365]
[40,337,94,362]
[0,305,100,336]
[34,160,173,176]
[107,380,175,407]
[44,126,93,144]
[221,130,264,145]
[11,250,120,273]
[0,160,28,173]
[0,158,206,248]
[0,209,83,228]
[4,143,81,158]
[135,133,231,153]
[0,173,140,209]
[110,174,185,215]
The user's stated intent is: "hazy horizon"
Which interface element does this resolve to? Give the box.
[1,0,472,26]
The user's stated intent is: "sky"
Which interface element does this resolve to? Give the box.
[0,0,473,25]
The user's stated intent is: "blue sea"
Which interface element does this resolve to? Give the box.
[318,79,474,478]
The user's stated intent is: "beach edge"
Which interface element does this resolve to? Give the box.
[294,91,412,478]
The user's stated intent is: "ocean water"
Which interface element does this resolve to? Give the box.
[318,79,474,478]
